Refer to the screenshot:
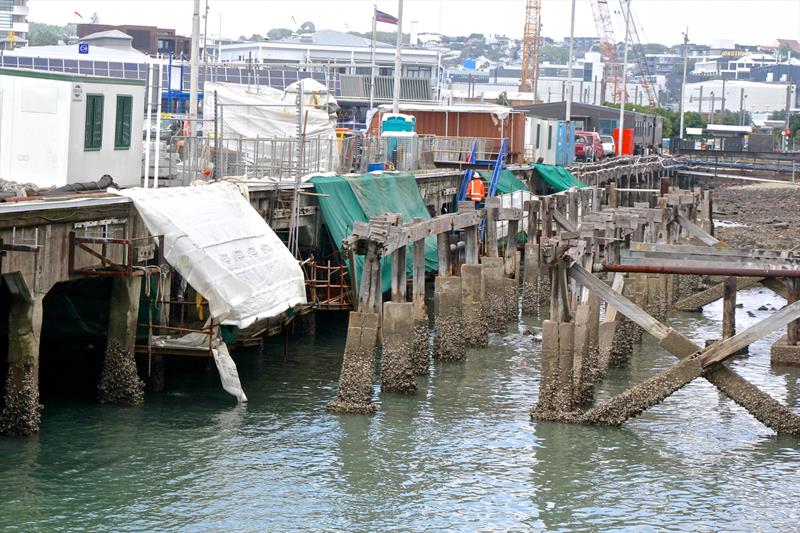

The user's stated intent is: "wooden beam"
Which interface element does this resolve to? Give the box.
[700,299,800,366]
[569,263,670,340]
[723,276,736,338]
[676,213,719,247]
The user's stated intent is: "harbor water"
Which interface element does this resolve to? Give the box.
[2,287,800,532]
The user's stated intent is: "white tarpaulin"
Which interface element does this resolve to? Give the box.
[206,80,338,176]
[153,328,248,403]
[498,190,536,242]
[116,182,307,328]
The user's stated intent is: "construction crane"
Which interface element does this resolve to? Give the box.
[589,0,622,103]
[519,0,542,99]
[626,5,659,107]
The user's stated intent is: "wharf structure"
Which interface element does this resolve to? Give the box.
[2,66,800,439]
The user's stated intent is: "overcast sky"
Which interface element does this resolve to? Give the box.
[28,0,800,48]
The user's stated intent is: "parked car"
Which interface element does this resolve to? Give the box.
[600,134,616,157]
[577,131,604,161]
[574,136,588,161]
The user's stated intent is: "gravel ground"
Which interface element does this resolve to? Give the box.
[713,183,800,250]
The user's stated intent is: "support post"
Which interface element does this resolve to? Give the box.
[412,237,429,376]
[433,276,466,361]
[722,276,737,339]
[98,276,145,405]
[0,294,43,436]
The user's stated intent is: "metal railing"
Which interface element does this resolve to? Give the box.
[160,134,364,184]
[339,74,433,102]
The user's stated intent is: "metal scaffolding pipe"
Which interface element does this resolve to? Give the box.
[599,263,800,278]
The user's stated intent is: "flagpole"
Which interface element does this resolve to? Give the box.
[369,5,377,109]
[392,0,403,114]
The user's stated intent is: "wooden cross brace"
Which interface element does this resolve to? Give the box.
[568,263,800,435]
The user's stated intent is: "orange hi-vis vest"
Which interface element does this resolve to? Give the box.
[466,178,485,202]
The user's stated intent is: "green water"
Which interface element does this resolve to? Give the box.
[2,288,800,532]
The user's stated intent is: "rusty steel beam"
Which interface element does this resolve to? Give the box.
[600,263,800,278]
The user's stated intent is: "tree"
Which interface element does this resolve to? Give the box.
[267,28,293,41]
[348,31,409,45]
[28,21,72,46]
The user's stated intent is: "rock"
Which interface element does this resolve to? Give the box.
[747,310,756,317]
[758,305,769,311]
[735,303,744,308]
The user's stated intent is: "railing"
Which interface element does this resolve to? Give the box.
[161,134,364,184]
[418,136,509,166]
[339,74,433,102]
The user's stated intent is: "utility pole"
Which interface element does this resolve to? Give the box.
[721,77,726,116]
[784,83,793,152]
[739,87,745,125]
[189,0,200,132]
[679,27,689,140]
[710,91,715,123]
[565,0,576,125]
[391,0,404,114]
[202,0,209,62]
[617,0,631,156]
[698,85,703,115]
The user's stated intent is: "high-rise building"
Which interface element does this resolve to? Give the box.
[0,0,28,50]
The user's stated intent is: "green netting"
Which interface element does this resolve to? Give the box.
[534,164,586,191]
[311,172,438,293]
[494,169,529,194]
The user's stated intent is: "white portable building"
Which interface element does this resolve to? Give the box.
[0,68,145,188]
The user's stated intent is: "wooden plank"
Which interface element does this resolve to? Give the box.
[700,299,800,366]
[552,209,577,233]
[602,272,625,323]
[676,213,719,246]
[630,241,796,260]
[616,254,800,275]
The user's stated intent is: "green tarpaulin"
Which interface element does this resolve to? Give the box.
[534,164,586,191]
[495,169,529,194]
[473,168,529,195]
[311,172,438,293]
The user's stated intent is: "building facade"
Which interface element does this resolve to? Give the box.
[76,24,191,58]
[0,0,28,50]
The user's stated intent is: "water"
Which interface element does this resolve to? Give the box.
[3,289,800,532]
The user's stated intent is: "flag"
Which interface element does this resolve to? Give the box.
[374,9,398,25]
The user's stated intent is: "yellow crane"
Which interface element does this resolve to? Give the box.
[519,0,542,100]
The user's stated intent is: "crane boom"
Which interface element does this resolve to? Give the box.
[625,4,658,106]
[589,0,622,103]
[520,0,542,99]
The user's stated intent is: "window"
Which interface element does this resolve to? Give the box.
[535,124,541,149]
[547,125,552,150]
[84,94,104,150]
[114,95,133,149]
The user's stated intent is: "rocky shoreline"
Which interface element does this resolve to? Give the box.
[712,182,800,250]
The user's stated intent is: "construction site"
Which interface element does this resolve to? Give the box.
[1,0,800,530]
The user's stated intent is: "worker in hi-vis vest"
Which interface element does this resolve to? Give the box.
[466,173,486,207]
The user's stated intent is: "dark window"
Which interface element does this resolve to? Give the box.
[536,124,541,149]
[84,94,104,150]
[547,125,553,150]
[114,95,132,149]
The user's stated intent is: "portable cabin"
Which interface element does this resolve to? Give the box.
[0,68,145,188]
[367,103,527,163]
